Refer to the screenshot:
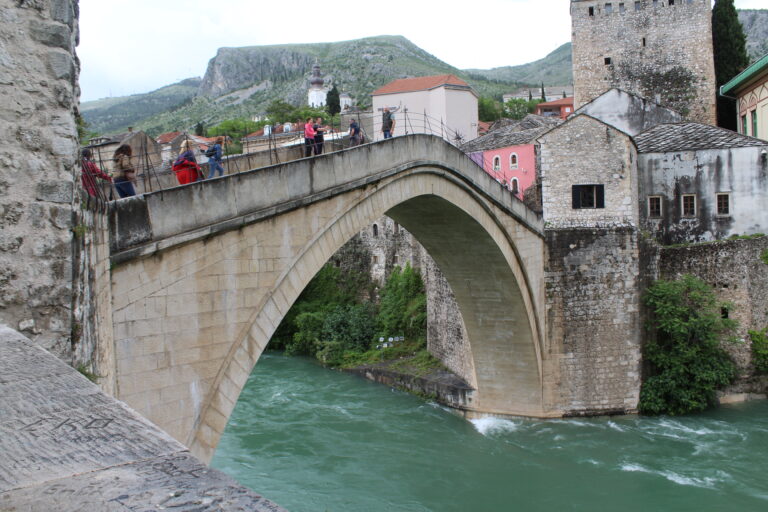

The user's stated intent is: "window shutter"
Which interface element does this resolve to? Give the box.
[572,185,581,209]
[596,185,605,208]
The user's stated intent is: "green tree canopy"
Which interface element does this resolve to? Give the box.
[712,0,749,129]
[478,96,503,122]
[504,98,542,120]
[326,85,341,116]
[639,275,737,416]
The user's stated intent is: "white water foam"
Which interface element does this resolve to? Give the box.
[619,463,720,489]
[470,417,520,436]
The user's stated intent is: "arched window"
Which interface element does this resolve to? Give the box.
[511,178,519,194]
[492,155,501,171]
[510,153,518,169]
[372,224,379,237]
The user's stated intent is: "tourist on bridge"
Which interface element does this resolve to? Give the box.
[172,139,202,185]
[112,144,137,198]
[349,118,361,147]
[381,106,395,139]
[80,148,112,198]
[304,117,316,157]
[313,117,324,155]
[207,136,226,179]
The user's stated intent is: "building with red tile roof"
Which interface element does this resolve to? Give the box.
[371,74,479,144]
[535,97,574,120]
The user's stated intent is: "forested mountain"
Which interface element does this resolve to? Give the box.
[80,10,767,137]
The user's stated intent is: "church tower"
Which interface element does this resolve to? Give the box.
[571,0,716,125]
[308,60,327,108]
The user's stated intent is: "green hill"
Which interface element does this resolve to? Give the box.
[464,43,573,87]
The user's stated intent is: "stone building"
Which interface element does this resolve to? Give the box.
[570,0,717,125]
[0,0,81,359]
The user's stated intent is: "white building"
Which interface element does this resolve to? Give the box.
[371,74,479,144]
[308,61,327,108]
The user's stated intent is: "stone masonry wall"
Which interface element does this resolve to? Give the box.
[0,0,80,359]
[657,237,768,394]
[545,228,643,415]
[571,0,717,125]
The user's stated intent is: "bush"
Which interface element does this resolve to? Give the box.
[749,328,768,374]
[639,275,737,415]
[321,303,376,352]
[377,263,427,341]
[287,311,324,356]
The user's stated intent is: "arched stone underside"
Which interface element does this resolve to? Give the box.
[109,145,549,463]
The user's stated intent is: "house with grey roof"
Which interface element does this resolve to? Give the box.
[539,89,768,243]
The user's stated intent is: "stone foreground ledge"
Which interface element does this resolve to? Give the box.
[0,325,286,511]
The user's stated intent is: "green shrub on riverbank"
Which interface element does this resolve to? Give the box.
[639,275,737,415]
[272,262,428,368]
[749,328,768,374]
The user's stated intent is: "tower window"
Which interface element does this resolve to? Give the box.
[588,6,595,16]
[372,224,379,237]
[648,196,663,218]
[605,3,613,14]
[604,57,613,65]
[716,194,730,216]
[572,185,605,209]
[669,0,675,5]
[634,1,641,10]
[619,3,625,13]
[681,194,696,217]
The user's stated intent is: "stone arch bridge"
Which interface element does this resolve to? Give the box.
[107,135,559,463]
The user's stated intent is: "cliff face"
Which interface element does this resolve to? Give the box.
[738,10,768,63]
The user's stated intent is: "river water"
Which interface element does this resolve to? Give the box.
[211,353,768,512]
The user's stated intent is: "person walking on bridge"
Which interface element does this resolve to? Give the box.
[381,106,395,139]
[349,118,361,147]
[304,117,316,157]
[207,136,226,179]
[313,117,325,155]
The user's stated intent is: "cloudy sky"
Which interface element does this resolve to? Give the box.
[78,0,765,102]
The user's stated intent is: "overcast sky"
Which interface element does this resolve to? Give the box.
[78,0,766,102]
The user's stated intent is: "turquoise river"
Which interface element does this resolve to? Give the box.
[211,353,768,512]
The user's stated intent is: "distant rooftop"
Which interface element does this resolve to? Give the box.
[537,97,574,108]
[372,74,472,96]
[635,123,767,153]
[461,115,560,152]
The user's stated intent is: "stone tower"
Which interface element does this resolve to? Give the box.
[571,0,717,125]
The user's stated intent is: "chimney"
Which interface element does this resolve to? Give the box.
[128,126,133,132]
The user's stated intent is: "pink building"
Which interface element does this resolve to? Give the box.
[461,115,560,199]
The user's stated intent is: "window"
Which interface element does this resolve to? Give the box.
[634,1,641,10]
[510,153,518,169]
[493,155,501,171]
[372,224,379,237]
[589,6,595,16]
[605,3,613,13]
[373,255,380,264]
[752,110,758,138]
[681,194,696,217]
[619,3,625,13]
[565,107,572,113]
[669,0,675,5]
[511,178,519,194]
[648,196,662,218]
[716,194,730,216]
[572,185,605,209]
[604,57,612,65]
[741,114,748,134]
[642,37,646,47]
[393,254,399,264]
[393,222,399,234]
[653,0,658,7]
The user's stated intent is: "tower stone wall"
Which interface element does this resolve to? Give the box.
[0,0,81,359]
[571,0,717,125]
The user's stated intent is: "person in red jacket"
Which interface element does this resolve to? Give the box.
[80,148,112,197]
[304,117,316,157]
[172,139,202,185]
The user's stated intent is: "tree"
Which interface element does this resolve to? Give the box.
[478,96,502,122]
[504,98,541,120]
[540,82,546,102]
[194,121,205,137]
[639,275,737,415]
[712,0,749,130]
[528,89,533,102]
[265,100,296,124]
[326,84,341,116]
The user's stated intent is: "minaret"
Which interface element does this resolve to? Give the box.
[308,60,327,108]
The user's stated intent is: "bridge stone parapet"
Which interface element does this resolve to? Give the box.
[109,135,543,262]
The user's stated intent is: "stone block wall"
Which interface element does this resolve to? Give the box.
[571,0,716,125]
[0,0,80,359]
[545,227,643,415]
[657,237,768,393]
[540,115,638,228]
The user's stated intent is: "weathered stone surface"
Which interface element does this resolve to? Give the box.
[0,325,286,512]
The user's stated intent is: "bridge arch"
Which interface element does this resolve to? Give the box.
[107,136,550,462]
